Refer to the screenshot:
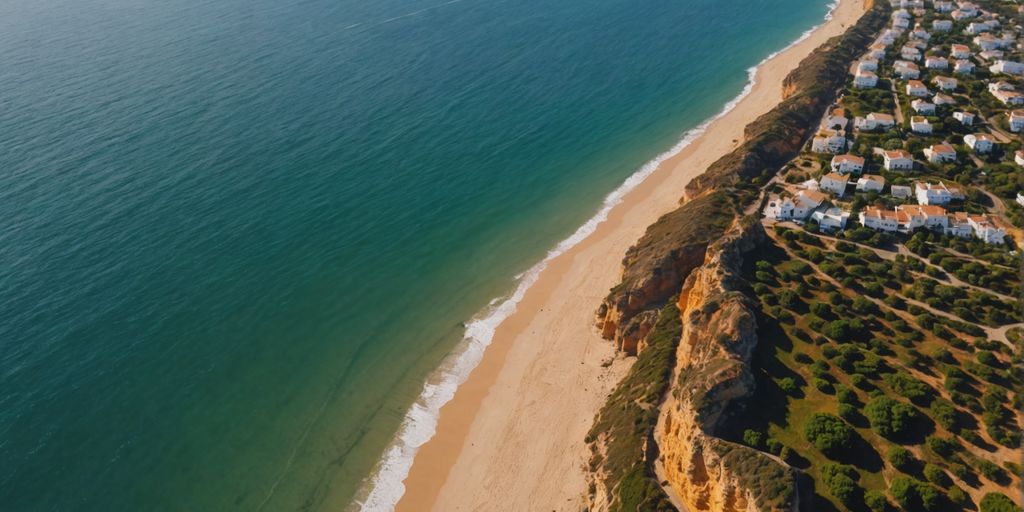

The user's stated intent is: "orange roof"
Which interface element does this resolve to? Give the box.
[930,143,956,154]
[833,154,865,163]
[823,172,850,183]
[884,150,912,159]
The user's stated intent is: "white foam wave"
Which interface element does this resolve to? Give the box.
[354,1,841,509]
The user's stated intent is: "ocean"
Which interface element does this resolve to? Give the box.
[0,0,835,509]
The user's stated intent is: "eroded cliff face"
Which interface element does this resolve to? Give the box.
[595,191,735,355]
[654,222,798,512]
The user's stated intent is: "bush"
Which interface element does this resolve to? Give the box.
[864,490,887,512]
[821,464,860,506]
[865,397,918,439]
[980,492,1018,512]
[890,476,940,511]
[977,459,1005,482]
[777,377,798,394]
[743,429,763,448]
[888,446,913,471]
[925,436,958,458]
[803,413,854,458]
[944,486,968,506]
[923,464,950,487]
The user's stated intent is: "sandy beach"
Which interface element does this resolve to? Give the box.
[395,0,868,509]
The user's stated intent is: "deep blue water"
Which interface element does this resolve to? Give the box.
[0,0,833,509]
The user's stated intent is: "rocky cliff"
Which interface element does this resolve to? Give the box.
[654,220,798,512]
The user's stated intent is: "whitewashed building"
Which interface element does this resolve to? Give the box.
[1008,110,1024,132]
[910,116,933,133]
[932,76,957,91]
[953,111,975,125]
[883,150,914,171]
[891,185,913,199]
[964,133,994,153]
[811,130,846,154]
[915,181,963,204]
[911,99,936,114]
[855,113,896,131]
[856,174,886,193]
[819,172,850,197]
[906,80,929,96]
[830,154,865,174]
[811,207,851,231]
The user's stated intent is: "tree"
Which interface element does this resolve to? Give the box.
[821,464,859,506]
[980,492,1018,512]
[888,446,913,471]
[891,476,940,511]
[803,413,853,458]
[923,464,950,487]
[866,397,918,439]
[742,429,763,448]
[864,490,888,512]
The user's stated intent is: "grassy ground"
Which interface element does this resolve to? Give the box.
[719,225,1022,511]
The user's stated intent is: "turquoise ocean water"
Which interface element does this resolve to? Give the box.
[0,0,835,509]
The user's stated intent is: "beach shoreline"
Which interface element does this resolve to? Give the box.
[386,0,868,509]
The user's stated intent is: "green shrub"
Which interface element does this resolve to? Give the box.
[742,429,763,448]
[888,446,913,471]
[821,464,859,506]
[777,377,798,394]
[865,397,918,439]
[890,476,940,511]
[864,490,887,512]
[946,486,969,507]
[803,413,853,458]
[923,464,950,487]
[980,492,1019,512]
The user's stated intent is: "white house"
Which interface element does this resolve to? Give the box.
[932,76,957,91]
[906,80,929,97]
[956,2,979,17]
[910,116,933,133]
[830,154,865,174]
[974,34,1002,50]
[868,44,887,60]
[966,214,1007,244]
[988,81,1015,93]
[811,130,846,154]
[811,207,851,231]
[912,99,936,114]
[1016,192,1024,207]
[932,19,953,32]
[1008,110,1024,132]
[990,60,1024,76]
[915,181,963,204]
[924,56,948,70]
[934,1,953,12]
[857,59,879,72]
[894,60,921,79]
[933,93,956,106]
[951,9,973,21]
[856,174,886,193]
[860,207,900,232]
[950,44,971,59]
[1016,150,1024,167]
[963,133,994,153]
[854,71,878,88]
[978,50,1004,62]
[901,46,922,61]
[891,185,913,199]
[965,21,992,35]
[819,172,850,197]
[856,112,896,131]
[953,59,975,74]
[764,190,827,221]
[861,205,950,233]
[992,89,1024,106]
[821,109,849,130]
[953,111,975,125]
[923,144,957,164]
[883,150,914,171]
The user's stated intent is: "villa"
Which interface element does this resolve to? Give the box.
[910,116,933,134]
[990,60,1024,76]
[953,59,974,74]
[906,80,929,96]
[911,99,935,114]
[932,76,957,91]
[821,108,849,130]
[932,19,953,31]
[916,181,963,205]
[953,111,975,125]
[883,150,914,171]
[763,190,827,222]
[933,93,955,106]
[992,88,1024,106]
[856,174,886,193]
[857,59,879,72]
[923,143,957,164]
[1016,150,1024,167]
[811,207,851,231]
[950,44,971,59]
[988,81,1014,93]
[854,71,878,88]
[811,130,846,154]
[1008,110,1024,132]
[855,112,895,132]
[901,46,921,61]
[924,56,948,70]
[964,133,994,153]
[819,172,850,197]
[830,154,865,174]
[860,204,948,233]
[891,185,913,199]
[979,50,1004,61]
[894,60,921,79]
